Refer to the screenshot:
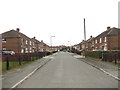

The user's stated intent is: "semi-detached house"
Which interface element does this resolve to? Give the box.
[2,28,49,53]
[94,27,120,51]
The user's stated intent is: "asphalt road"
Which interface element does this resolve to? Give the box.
[17,52,118,88]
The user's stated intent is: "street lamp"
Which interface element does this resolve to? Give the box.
[50,36,55,51]
[68,41,72,52]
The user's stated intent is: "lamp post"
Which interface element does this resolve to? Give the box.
[68,41,71,52]
[50,36,55,52]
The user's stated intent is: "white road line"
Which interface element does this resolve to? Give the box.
[74,55,120,81]
[11,68,38,88]
[99,68,120,81]
[10,59,51,89]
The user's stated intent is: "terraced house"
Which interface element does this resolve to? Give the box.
[2,28,50,53]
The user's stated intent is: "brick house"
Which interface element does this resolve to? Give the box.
[86,36,94,51]
[32,37,42,52]
[41,40,50,52]
[2,28,36,53]
[80,40,86,51]
[2,28,50,53]
[93,27,120,51]
[31,37,50,52]
[73,27,120,51]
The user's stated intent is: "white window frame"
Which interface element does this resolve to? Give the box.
[104,37,107,42]
[21,49,24,53]
[100,38,102,43]
[26,40,28,45]
[25,48,28,53]
[30,41,32,45]
[3,48,6,50]
[2,38,6,43]
[95,40,97,44]
[33,42,34,46]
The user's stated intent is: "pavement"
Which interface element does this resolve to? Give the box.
[72,53,119,80]
[2,52,119,88]
[2,54,56,88]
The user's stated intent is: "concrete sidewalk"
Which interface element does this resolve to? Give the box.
[2,54,57,88]
[72,53,119,80]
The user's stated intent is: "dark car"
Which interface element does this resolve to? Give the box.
[2,51,15,55]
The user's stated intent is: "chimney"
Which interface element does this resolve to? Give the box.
[16,28,20,32]
[33,37,36,39]
[107,26,111,30]
[90,35,92,38]
[41,40,43,42]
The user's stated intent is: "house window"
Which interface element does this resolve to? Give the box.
[30,47,32,53]
[3,48,6,50]
[26,40,28,45]
[2,38,6,43]
[104,44,107,51]
[30,41,32,45]
[104,37,107,42]
[100,38,102,43]
[95,40,97,44]
[33,42,34,46]
[25,48,28,53]
[21,49,24,53]
[33,49,34,52]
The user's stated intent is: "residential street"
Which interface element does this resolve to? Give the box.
[15,52,118,88]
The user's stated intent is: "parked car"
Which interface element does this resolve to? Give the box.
[2,51,15,55]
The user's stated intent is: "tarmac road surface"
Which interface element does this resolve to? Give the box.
[15,52,118,88]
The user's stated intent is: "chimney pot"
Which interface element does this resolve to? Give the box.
[41,40,43,42]
[107,26,111,30]
[90,35,92,38]
[16,28,20,32]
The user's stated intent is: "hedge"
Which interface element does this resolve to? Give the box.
[85,51,120,59]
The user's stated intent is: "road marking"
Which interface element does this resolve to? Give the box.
[10,59,51,89]
[43,56,50,58]
[84,60,120,81]
[99,68,120,80]
[74,55,120,81]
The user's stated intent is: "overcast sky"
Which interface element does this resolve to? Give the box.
[0,0,119,46]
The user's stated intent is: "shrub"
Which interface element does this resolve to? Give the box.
[85,51,120,59]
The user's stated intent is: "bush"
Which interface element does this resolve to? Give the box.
[85,51,120,59]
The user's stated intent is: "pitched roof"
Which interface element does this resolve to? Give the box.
[2,30,20,38]
[86,37,94,42]
[2,29,31,40]
[31,38,41,44]
[107,27,120,35]
[95,27,120,39]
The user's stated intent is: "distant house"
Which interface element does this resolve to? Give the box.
[94,27,120,51]
[40,40,50,52]
[73,44,81,51]
[86,36,94,51]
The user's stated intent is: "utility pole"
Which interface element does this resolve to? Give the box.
[84,18,86,56]
[84,18,86,41]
